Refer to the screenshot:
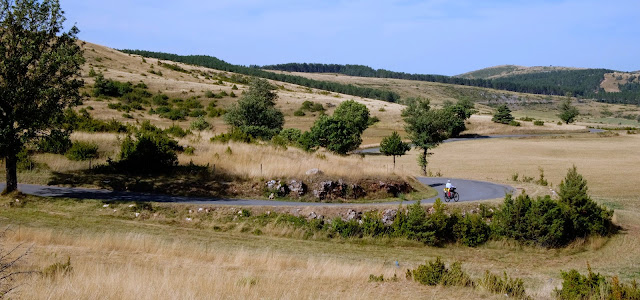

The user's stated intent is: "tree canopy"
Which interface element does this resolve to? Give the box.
[223,79,284,140]
[307,100,370,154]
[402,98,451,175]
[491,104,514,124]
[379,131,411,168]
[0,0,84,193]
[558,98,579,124]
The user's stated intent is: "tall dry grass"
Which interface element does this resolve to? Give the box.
[178,134,408,179]
[5,227,490,300]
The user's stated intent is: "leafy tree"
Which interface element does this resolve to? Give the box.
[442,98,476,136]
[0,0,84,193]
[119,126,181,171]
[402,98,450,175]
[223,78,284,140]
[332,99,370,133]
[558,98,579,124]
[379,131,410,168]
[307,100,370,154]
[491,104,514,124]
[309,115,363,154]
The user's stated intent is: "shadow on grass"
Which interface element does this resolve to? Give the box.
[47,163,239,199]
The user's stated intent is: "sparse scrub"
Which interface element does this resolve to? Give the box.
[534,120,544,126]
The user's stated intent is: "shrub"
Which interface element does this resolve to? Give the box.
[509,120,521,127]
[480,270,529,299]
[188,109,207,118]
[164,125,189,138]
[118,128,181,171]
[519,116,534,121]
[184,146,195,155]
[210,129,255,144]
[533,120,544,126]
[367,116,380,126]
[278,128,302,144]
[453,214,490,247]
[411,257,473,287]
[65,142,99,161]
[36,130,72,154]
[204,90,215,98]
[152,94,169,106]
[92,74,133,97]
[190,116,212,131]
[293,110,305,116]
[555,265,606,300]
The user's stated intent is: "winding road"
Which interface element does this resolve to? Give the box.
[0,177,513,206]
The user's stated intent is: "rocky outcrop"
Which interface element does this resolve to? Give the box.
[381,209,397,225]
[288,180,306,197]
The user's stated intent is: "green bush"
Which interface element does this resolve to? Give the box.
[189,109,207,118]
[36,130,72,154]
[330,218,363,238]
[204,90,215,98]
[555,265,607,300]
[453,214,490,247]
[412,257,446,285]
[293,110,306,116]
[92,74,133,97]
[519,116,534,121]
[118,128,181,171]
[509,120,521,127]
[533,120,544,126]
[190,116,212,131]
[65,142,99,161]
[210,129,255,143]
[367,116,380,126]
[152,94,169,106]
[165,125,189,138]
[480,270,529,299]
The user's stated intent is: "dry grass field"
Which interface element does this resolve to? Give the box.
[2,42,640,299]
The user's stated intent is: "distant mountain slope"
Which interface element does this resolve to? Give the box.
[456,65,582,79]
[263,63,640,105]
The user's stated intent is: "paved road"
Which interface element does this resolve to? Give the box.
[0,177,513,206]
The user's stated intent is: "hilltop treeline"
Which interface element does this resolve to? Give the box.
[262,63,640,105]
[119,50,400,102]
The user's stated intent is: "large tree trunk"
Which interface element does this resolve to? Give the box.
[4,152,18,194]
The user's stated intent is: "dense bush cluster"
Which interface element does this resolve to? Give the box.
[117,122,183,171]
[62,108,129,133]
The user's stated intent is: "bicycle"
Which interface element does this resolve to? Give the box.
[443,187,460,202]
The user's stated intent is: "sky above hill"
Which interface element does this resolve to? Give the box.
[60,0,640,76]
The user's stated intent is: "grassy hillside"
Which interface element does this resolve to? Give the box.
[456,65,582,79]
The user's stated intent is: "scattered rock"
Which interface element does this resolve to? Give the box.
[266,180,290,197]
[128,204,135,208]
[134,212,140,218]
[308,211,318,219]
[103,204,109,208]
[345,209,362,221]
[378,181,412,197]
[349,184,366,199]
[427,207,435,214]
[382,209,397,225]
[269,193,275,200]
[305,168,323,176]
[198,208,204,213]
[185,217,192,222]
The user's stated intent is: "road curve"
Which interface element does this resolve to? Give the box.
[1,178,513,206]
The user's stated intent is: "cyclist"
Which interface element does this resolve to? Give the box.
[445,180,455,198]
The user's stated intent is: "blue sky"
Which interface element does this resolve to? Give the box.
[60,0,640,76]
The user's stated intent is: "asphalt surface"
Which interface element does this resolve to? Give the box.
[0,177,513,206]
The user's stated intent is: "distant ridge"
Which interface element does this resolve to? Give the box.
[456,65,583,80]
